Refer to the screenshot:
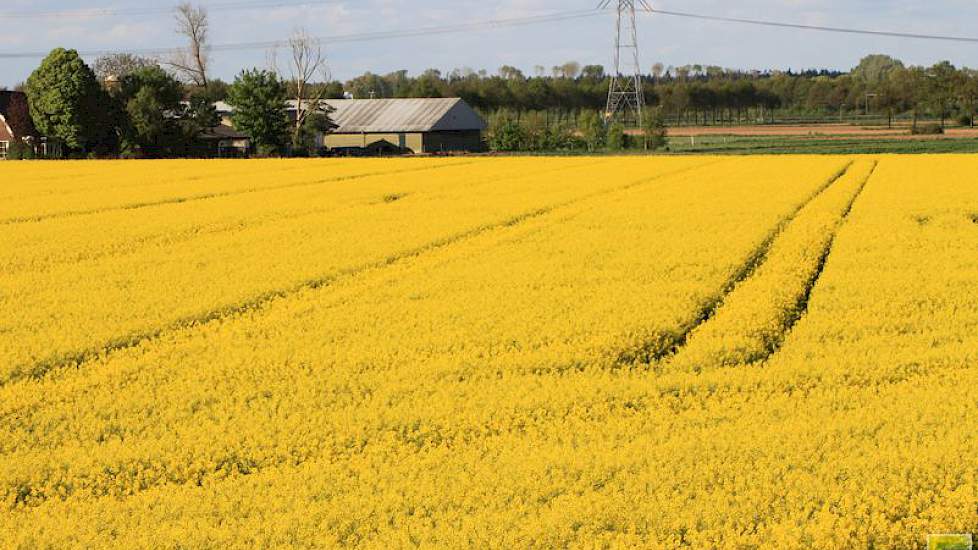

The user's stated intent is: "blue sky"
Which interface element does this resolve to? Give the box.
[3,0,978,88]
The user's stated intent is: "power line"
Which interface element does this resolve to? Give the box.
[4,5,978,61]
[646,8,978,44]
[0,0,344,19]
[0,8,602,59]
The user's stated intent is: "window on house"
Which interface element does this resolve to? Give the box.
[0,141,9,160]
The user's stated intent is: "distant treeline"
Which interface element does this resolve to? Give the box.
[326,55,978,127]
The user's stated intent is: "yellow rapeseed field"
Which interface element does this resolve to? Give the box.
[1,155,976,548]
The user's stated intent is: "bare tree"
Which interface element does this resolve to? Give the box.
[272,28,335,149]
[93,53,158,82]
[169,2,210,87]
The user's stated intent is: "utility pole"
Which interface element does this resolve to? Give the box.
[599,0,652,127]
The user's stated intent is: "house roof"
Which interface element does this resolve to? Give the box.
[212,97,485,134]
[321,98,486,134]
[199,124,250,141]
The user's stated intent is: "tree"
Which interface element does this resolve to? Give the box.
[641,107,668,151]
[559,61,581,79]
[170,2,210,87]
[650,63,665,81]
[578,110,605,152]
[581,65,606,82]
[606,122,626,151]
[273,28,338,153]
[227,69,289,154]
[25,48,113,154]
[118,66,186,157]
[345,72,388,99]
[851,54,904,88]
[93,53,157,82]
[293,112,333,155]
[498,65,525,81]
[411,69,444,97]
[487,117,526,152]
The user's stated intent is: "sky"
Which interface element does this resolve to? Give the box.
[3,0,978,88]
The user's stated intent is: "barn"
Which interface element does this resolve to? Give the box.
[321,98,486,154]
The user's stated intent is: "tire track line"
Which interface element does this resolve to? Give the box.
[615,160,856,366]
[749,160,877,365]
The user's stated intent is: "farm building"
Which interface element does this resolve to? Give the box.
[0,91,61,160]
[197,124,251,158]
[0,91,35,160]
[211,97,485,155]
[318,98,486,154]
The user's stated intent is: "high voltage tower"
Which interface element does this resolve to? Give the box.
[599,0,652,126]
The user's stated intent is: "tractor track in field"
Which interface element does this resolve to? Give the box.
[615,160,856,367]
[749,161,877,365]
[2,159,726,388]
[0,160,477,226]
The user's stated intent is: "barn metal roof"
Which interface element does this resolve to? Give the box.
[321,98,486,134]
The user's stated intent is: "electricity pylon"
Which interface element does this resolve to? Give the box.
[599,0,652,126]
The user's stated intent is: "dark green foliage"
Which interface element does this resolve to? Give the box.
[487,116,527,152]
[227,69,289,154]
[487,111,583,152]
[642,108,668,151]
[606,122,626,152]
[577,111,605,152]
[25,48,115,154]
[5,140,36,160]
[118,66,186,157]
[292,112,334,157]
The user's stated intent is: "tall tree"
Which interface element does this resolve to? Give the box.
[578,110,605,152]
[227,69,289,154]
[118,66,186,157]
[170,2,210,87]
[25,48,113,154]
[274,28,337,152]
[641,107,667,151]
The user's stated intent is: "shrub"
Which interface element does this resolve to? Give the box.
[642,108,668,151]
[488,119,527,152]
[6,140,36,160]
[606,122,626,151]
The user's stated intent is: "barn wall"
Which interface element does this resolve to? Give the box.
[325,132,424,152]
[423,130,484,153]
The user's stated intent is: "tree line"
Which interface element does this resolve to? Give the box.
[336,55,978,128]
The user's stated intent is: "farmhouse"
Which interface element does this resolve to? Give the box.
[318,98,486,154]
[0,91,37,160]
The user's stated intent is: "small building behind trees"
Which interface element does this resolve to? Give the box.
[319,98,485,154]
[197,124,252,158]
